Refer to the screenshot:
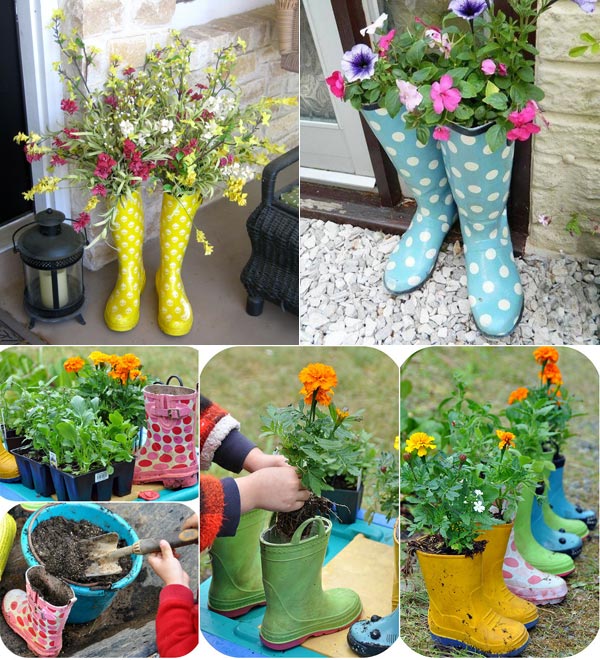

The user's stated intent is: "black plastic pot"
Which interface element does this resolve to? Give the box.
[10,448,54,496]
[49,460,135,501]
[325,483,364,524]
[2,427,26,452]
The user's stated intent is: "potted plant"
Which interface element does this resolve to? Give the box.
[261,362,377,525]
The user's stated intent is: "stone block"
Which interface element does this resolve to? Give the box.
[135,0,176,25]
[108,37,150,68]
[80,0,126,37]
[537,2,600,64]
[536,62,600,116]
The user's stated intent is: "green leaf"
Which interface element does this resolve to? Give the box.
[483,92,508,110]
[580,33,597,44]
[384,87,402,118]
[485,124,506,153]
[569,45,589,58]
[517,67,534,83]
[416,126,430,147]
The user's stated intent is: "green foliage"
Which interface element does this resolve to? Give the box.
[569,32,600,58]
[261,398,377,497]
[365,446,399,523]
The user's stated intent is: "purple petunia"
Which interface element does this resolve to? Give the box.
[448,0,488,20]
[571,0,596,12]
[341,44,379,83]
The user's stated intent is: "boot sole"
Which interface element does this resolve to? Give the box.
[208,600,266,618]
[260,612,362,651]
[347,635,391,657]
[431,632,530,657]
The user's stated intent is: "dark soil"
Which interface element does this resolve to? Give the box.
[401,533,488,577]
[273,493,334,541]
[28,566,74,606]
[30,516,133,585]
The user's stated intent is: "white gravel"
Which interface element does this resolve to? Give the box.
[300,218,600,346]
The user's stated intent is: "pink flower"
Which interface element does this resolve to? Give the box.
[94,152,117,179]
[326,70,345,99]
[60,99,78,115]
[73,212,91,233]
[481,59,496,75]
[430,74,462,114]
[498,63,508,76]
[537,214,552,226]
[91,184,108,198]
[396,80,423,112]
[507,100,541,141]
[433,126,451,141]
[378,29,396,55]
[425,28,452,58]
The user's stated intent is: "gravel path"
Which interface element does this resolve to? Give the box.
[300,218,600,345]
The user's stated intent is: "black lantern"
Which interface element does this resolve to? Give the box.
[13,208,87,328]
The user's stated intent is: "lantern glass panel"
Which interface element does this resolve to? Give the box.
[23,262,83,310]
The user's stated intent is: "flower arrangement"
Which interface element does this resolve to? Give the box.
[14,11,297,251]
[62,351,149,429]
[503,347,582,458]
[260,362,376,497]
[327,1,596,150]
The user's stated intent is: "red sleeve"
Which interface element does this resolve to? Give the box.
[155,584,198,657]
[200,473,224,551]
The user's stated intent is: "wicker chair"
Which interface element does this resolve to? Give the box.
[240,147,299,316]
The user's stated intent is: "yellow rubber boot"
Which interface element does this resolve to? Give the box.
[392,520,399,609]
[156,192,201,336]
[417,549,529,656]
[477,523,539,629]
[104,190,145,332]
[0,513,16,579]
[0,446,19,482]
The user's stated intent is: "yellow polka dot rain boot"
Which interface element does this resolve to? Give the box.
[104,190,145,332]
[156,192,201,336]
[0,512,16,580]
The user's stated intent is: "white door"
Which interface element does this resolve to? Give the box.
[300,0,375,190]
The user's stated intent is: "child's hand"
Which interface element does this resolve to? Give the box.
[243,447,288,472]
[182,512,199,531]
[147,540,191,587]
[236,465,311,513]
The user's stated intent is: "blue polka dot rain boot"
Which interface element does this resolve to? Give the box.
[548,454,597,530]
[361,105,458,293]
[440,126,524,336]
[530,483,583,558]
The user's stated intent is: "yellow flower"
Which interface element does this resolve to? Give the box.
[405,432,436,457]
[88,351,111,366]
[496,429,516,450]
[298,363,337,406]
[533,346,559,365]
[394,436,399,451]
[336,408,350,422]
[508,387,529,405]
[64,356,85,373]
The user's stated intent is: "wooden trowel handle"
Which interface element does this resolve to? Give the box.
[131,528,199,556]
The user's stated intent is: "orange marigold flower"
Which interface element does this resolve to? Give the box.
[89,351,111,366]
[508,387,529,405]
[496,429,516,450]
[298,363,337,405]
[533,346,559,365]
[64,356,85,373]
[335,407,349,422]
[129,369,143,381]
[540,362,562,386]
[405,432,436,457]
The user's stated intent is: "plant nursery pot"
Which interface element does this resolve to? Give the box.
[21,502,143,623]
[2,428,26,452]
[325,483,364,525]
[49,460,136,502]
[10,448,54,496]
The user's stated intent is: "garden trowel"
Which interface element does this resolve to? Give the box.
[80,528,198,577]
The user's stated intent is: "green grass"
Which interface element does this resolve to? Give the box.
[400,346,599,657]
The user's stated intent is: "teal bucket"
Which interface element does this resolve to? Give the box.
[21,502,143,623]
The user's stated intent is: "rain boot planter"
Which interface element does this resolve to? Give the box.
[48,459,135,502]
[22,503,143,623]
[208,508,268,617]
[134,376,198,489]
[10,448,54,496]
[542,498,589,539]
[503,529,568,606]
[476,523,538,630]
[513,483,575,577]
[530,483,583,558]
[2,565,76,658]
[548,454,597,530]
[416,548,530,657]
[439,124,523,337]
[325,478,364,525]
[361,105,458,294]
[0,512,16,580]
[0,444,20,483]
[104,190,145,333]
[259,516,362,650]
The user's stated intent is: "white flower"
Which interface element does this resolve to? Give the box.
[474,489,483,496]
[473,501,485,513]
[119,120,135,137]
[159,119,174,134]
[360,13,388,36]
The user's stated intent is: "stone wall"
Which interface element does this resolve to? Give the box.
[528,1,600,258]
[60,0,298,270]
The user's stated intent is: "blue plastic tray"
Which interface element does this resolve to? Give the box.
[200,511,395,658]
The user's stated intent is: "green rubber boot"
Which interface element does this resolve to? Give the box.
[513,484,575,577]
[208,508,268,617]
[542,500,589,538]
[259,516,362,650]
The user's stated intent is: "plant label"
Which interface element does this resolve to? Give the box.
[95,470,109,483]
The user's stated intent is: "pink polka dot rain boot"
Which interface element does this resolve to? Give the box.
[503,529,568,605]
[134,376,198,489]
[2,565,76,657]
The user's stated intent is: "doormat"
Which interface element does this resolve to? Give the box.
[0,309,47,345]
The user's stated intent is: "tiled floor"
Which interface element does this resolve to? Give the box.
[0,179,299,346]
